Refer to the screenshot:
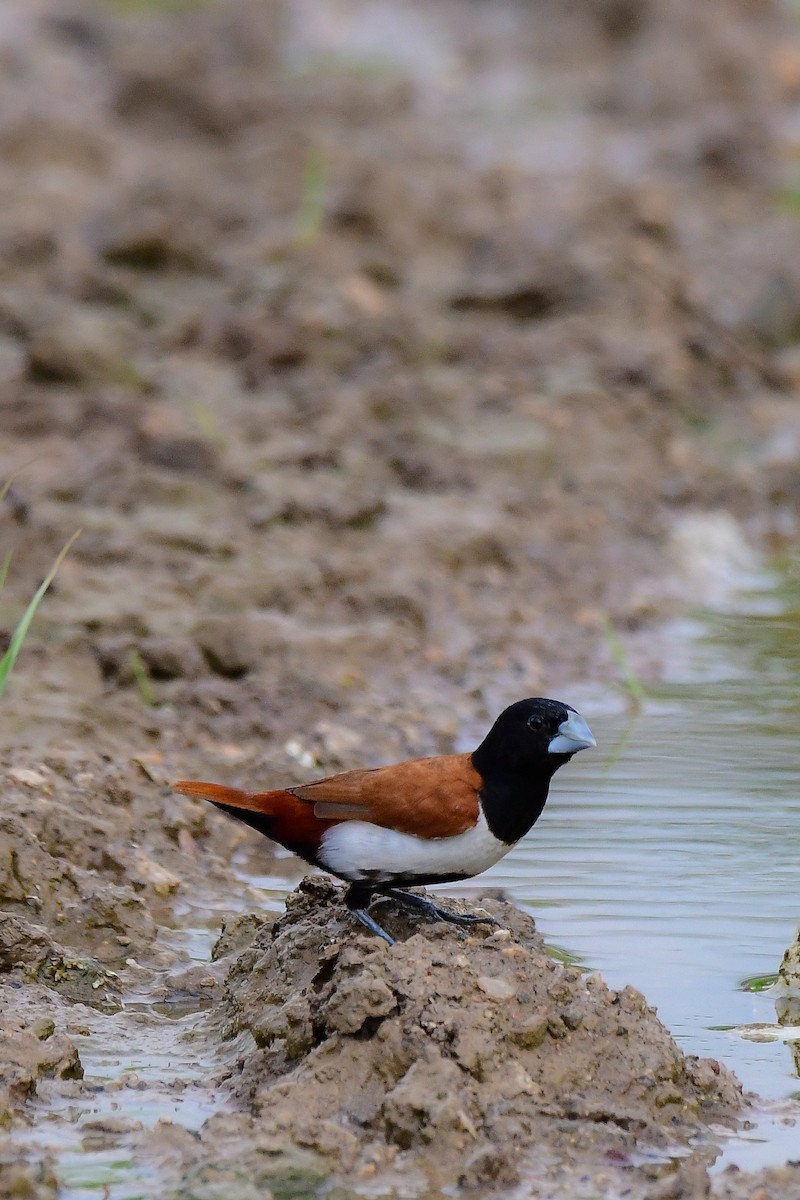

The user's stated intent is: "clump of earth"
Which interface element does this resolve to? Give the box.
[2,0,800,1195]
[204,879,746,1196]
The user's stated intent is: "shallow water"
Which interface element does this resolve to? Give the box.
[451,577,800,1169]
[18,913,237,1200]
[19,1021,225,1200]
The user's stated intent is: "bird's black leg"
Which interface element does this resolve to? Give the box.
[381,888,499,930]
[343,883,395,946]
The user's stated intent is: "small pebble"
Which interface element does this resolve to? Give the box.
[477,975,516,1001]
[8,767,47,788]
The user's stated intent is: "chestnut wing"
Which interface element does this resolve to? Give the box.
[291,753,481,839]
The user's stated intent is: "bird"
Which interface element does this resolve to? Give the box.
[173,697,595,945]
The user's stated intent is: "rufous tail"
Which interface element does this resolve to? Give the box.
[173,780,261,811]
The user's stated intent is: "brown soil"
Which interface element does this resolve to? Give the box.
[2,0,800,1196]
[212,879,745,1196]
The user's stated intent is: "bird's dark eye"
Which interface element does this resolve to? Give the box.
[527,714,544,730]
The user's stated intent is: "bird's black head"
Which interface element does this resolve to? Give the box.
[471,698,595,844]
[474,697,596,774]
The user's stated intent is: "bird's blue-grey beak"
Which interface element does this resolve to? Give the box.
[548,710,596,754]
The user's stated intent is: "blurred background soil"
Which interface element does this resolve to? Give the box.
[2,0,800,1195]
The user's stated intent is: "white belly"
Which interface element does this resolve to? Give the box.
[317,809,510,884]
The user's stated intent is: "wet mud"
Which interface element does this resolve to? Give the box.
[2,0,800,1195]
[212,879,745,1196]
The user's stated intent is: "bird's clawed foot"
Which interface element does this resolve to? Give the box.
[349,905,396,946]
[384,888,499,931]
[344,884,396,945]
[343,883,498,945]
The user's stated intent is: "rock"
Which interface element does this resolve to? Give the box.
[6,767,48,789]
[476,974,517,1001]
[508,1009,550,1048]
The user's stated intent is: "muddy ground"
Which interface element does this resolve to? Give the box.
[2,0,800,1196]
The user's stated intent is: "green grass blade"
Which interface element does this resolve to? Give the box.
[295,147,327,247]
[602,616,646,712]
[0,551,11,596]
[128,648,156,707]
[1,463,33,507]
[0,530,81,699]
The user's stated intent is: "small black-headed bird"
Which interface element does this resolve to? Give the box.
[174,697,595,945]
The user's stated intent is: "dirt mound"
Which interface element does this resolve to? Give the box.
[213,878,742,1194]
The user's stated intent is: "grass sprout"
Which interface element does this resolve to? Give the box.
[128,648,157,707]
[0,529,81,700]
[295,147,328,247]
[602,616,646,712]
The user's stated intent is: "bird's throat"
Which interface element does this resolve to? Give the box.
[476,773,552,846]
